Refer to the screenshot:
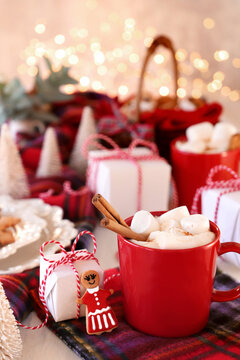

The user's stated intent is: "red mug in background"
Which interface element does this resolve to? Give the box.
[170,136,240,211]
[117,211,240,337]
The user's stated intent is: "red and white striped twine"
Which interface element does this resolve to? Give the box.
[39,181,90,200]
[191,165,240,224]
[82,133,178,210]
[63,181,90,195]
[17,230,98,330]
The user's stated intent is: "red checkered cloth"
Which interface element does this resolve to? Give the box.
[97,102,154,143]
[3,266,240,360]
[17,92,222,166]
[19,92,121,171]
[18,91,155,170]
[27,166,97,224]
[1,268,39,322]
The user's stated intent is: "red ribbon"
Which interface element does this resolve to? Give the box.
[82,134,178,210]
[17,230,98,330]
[191,165,240,224]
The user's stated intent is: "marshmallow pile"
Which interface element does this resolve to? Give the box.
[130,206,215,249]
[176,121,238,153]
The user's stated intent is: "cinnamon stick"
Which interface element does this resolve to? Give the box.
[229,133,240,151]
[100,217,147,242]
[92,194,116,222]
[92,194,129,228]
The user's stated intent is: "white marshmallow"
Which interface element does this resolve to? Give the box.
[131,239,160,248]
[140,100,155,112]
[208,138,228,151]
[209,123,238,151]
[186,122,214,143]
[205,147,226,154]
[131,210,160,236]
[148,231,175,249]
[168,226,190,236]
[180,214,210,235]
[147,230,215,249]
[176,140,206,153]
[158,219,188,236]
[158,206,190,225]
[159,218,179,231]
[179,99,196,111]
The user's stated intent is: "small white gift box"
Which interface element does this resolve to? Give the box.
[40,249,104,322]
[87,146,171,219]
[202,189,240,267]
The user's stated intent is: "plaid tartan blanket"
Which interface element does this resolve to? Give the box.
[2,266,240,359]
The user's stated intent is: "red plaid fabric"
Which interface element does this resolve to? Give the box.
[2,264,240,359]
[17,92,222,167]
[13,267,240,360]
[28,166,97,224]
[39,185,96,224]
[0,268,39,322]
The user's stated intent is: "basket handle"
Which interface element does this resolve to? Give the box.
[135,35,179,122]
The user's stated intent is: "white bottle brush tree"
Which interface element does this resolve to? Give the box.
[36,127,62,177]
[0,124,30,198]
[69,106,98,177]
[0,282,22,359]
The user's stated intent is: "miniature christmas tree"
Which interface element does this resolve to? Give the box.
[36,127,62,177]
[0,124,30,198]
[69,106,97,177]
[0,282,22,359]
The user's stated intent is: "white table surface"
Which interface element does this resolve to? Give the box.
[20,225,240,360]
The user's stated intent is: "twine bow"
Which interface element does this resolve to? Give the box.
[17,230,98,330]
[191,165,240,224]
[82,133,178,210]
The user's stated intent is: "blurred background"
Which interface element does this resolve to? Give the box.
[0,0,239,123]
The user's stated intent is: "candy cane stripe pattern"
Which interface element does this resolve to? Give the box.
[17,230,98,330]
[191,165,240,224]
[82,133,178,210]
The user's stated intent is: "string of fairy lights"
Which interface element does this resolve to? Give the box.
[17,11,240,103]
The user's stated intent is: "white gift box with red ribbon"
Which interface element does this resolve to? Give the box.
[39,231,104,323]
[83,135,172,219]
[191,165,240,267]
[201,189,240,267]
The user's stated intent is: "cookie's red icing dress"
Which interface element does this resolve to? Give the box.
[82,286,118,334]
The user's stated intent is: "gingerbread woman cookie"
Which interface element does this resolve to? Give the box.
[77,269,118,335]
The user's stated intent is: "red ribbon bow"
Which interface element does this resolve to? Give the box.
[191,165,240,223]
[17,230,98,330]
[82,133,178,210]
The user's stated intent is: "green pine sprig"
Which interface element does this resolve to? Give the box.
[0,57,78,124]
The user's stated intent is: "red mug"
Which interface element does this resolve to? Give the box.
[117,211,240,337]
[170,136,240,211]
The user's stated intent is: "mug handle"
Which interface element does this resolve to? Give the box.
[212,242,240,302]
